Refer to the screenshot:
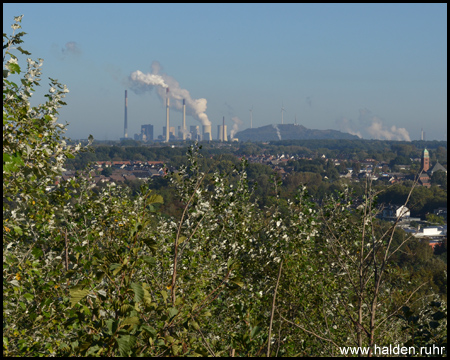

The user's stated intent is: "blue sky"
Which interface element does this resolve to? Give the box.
[3,3,447,141]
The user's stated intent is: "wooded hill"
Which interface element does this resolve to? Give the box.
[234,123,360,141]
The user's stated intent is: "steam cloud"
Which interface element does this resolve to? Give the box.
[230,116,243,139]
[272,124,282,140]
[367,118,411,141]
[128,61,210,126]
[335,117,363,138]
[336,108,411,141]
[130,71,168,89]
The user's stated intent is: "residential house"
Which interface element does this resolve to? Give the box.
[382,205,410,220]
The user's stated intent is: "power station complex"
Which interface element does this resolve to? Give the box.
[122,90,230,142]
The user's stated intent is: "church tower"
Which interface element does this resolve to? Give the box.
[421,148,430,172]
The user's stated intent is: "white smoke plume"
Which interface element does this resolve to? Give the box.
[335,117,362,138]
[230,116,243,139]
[367,118,411,141]
[272,124,282,140]
[128,61,210,126]
[336,108,410,141]
[130,70,168,89]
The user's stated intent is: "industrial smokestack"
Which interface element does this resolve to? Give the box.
[165,88,170,142]
[124,90,128,138]
[129,63,211,128]
[182,99,186,140]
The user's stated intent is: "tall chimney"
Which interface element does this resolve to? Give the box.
[223,116,225,142]
[182,99,186,140]
[124,90,128,138]
[165,88,170,142]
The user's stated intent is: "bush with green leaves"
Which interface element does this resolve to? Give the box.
[3,14,93,355]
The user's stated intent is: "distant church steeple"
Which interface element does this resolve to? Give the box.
[421,148,430,172]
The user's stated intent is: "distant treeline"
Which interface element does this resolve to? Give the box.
[66,139,447,169]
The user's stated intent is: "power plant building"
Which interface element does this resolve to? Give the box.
[190,125,200,141]
[163,126,176,140]
[202,125,212,141]
[122,90,217,143]
[141,124,153,142]
[217,125,228,141]
[178,126,190,140]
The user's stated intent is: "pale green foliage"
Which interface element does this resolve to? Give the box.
[3,15,93,228]
[3,15,94,355]
[276,183,447,356]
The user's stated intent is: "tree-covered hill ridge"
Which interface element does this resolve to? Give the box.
[235,123,361,141]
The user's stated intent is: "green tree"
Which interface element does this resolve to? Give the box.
[352,161,361,174]
[3,17,91,212]
[101,166,113,177]
[425,213,446,225]
[338,161,348,174]
[4,15,92,355]
[431,170,447,190]
[326,167,340,181]
[390,155,412,167]
[273,178,445,356]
